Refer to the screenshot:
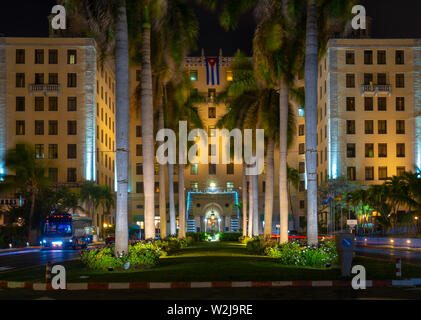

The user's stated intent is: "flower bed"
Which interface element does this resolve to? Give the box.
[245,238,338,267]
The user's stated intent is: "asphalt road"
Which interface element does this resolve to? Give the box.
[0,249,80,272]
[355,246,421,265]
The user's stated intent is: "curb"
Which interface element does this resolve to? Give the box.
[0,279,420,291]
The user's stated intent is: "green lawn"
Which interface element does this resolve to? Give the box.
[1,241,421,282]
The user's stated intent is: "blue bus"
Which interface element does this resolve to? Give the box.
[41,213,93,250]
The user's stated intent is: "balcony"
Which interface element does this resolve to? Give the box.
[361,84,391,97]
[29,84,61,96]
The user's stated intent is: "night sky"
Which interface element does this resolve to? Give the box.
[1,0,421,56]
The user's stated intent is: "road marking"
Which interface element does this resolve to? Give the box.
[0,267,14,272]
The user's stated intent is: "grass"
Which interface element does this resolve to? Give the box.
[1,241,421,283]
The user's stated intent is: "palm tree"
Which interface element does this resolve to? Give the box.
[63,0,131,255]
[1,144,50,243]
[287,166,300,231]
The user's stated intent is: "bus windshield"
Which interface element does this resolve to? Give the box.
[44,220,72,236]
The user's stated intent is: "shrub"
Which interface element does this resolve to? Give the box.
[186,232,207,242]
[219,232,242,242]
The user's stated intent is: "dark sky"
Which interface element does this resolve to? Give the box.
[1,0,421,56]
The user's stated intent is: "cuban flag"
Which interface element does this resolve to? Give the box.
[205,57,220,86]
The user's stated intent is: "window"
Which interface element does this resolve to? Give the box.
[299,181,305,192]
[298,106,305,117]
[67,144,77,159]
[397,143,406,158]
[379,167,388,180]
[377,73,387,85]
[67,168,77,183]
[209,164,216,175]
[346,97,355,111]
[227,163,234,175]
[299,162,305,174]
[365,167,374,181]
[396,97,405,111]
[16,73,25,88]
[154,163,159,175]
[35,73,44,85]
[190,70,198,81]
[48,120,58,135]
[396,120,405,134]
[48,96,58,111]
[396,74,405,88]
[378,144,388,158]
[35,120,44,135]
[226,70,233,81]
[67,97,77,111]
[67,73,77,88]
[67,120,77,135]
[48,73,58,85]
[378,120,387,134]
[378,97,387,111]
[136,126,142,137]
[48,168,58,183]
[136,182,143,194]
[208,89,216,101]
[346,74,355,88]
[300,200,305,209]
[364,50,373,64]
[16,97,25,111]
[190,164,198,175]
[346,120,355,134]
[396,50,404,64]
[208,125,216,137]
[35,49,44,64]
[397,167,406,176]
[364,97,374,111]
[365,120,374,134]
[365,144,374,158]
[48,49,58,64]
[345,51,355,64]
[208,144,217,156]
[67,50,77,64]
[16,120,25,135]
[136,144,142,156]
[298,124,305,136]
[377,50,386,64]
[347,144,356,158]
[191,182,199,191]
[347,167,356,181]
[136,163,143,175]
[16,49,25,64]
[35,144,44,159]
[364,73,373,85]
[48,144,58,159]
[299,143,305,155]
[208,107,216,119]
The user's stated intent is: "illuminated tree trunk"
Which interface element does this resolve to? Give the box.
[242,166,248,237]
[178,164,186,238]
[168,164,177,235]
[158,101,167,238]
[264,138,274,239]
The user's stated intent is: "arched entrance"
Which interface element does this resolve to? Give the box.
[202,203,223,233]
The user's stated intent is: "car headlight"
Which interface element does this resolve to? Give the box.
[43,240,47,243]
[69,239,73,243]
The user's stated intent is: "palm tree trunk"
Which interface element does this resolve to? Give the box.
[252,173,259,237]
[288,182,296,231]
[28,192,36,244]
[168,164,176,235]
[178,164,186,238]
[158,100,167,238]
[279,78,289,244]
[248,175,253,238]
[242,166,248,237]
[114,1,129,255]
[304,0,319,246]
[264,138,274,239]
[141,8,155,240]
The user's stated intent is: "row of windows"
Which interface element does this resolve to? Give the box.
[346,73,405,88]
[347,166,406,181]
[345,50,405,65]
[346,143,406,158]
[97,129,115,150]
[96,81,115,112]
[15,96,77,112]
[16,120,77,136]
[34,144,77,159]
[346,97,406,111]
[346,120,406,135]
[188,70,233,82]
[97,107,115,132]
[15,49,77,65]
[134,163,235,176]
[16,73,77,88]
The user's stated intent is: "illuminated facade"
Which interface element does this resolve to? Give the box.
[317,39,421,186]
[0,37,116,229]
